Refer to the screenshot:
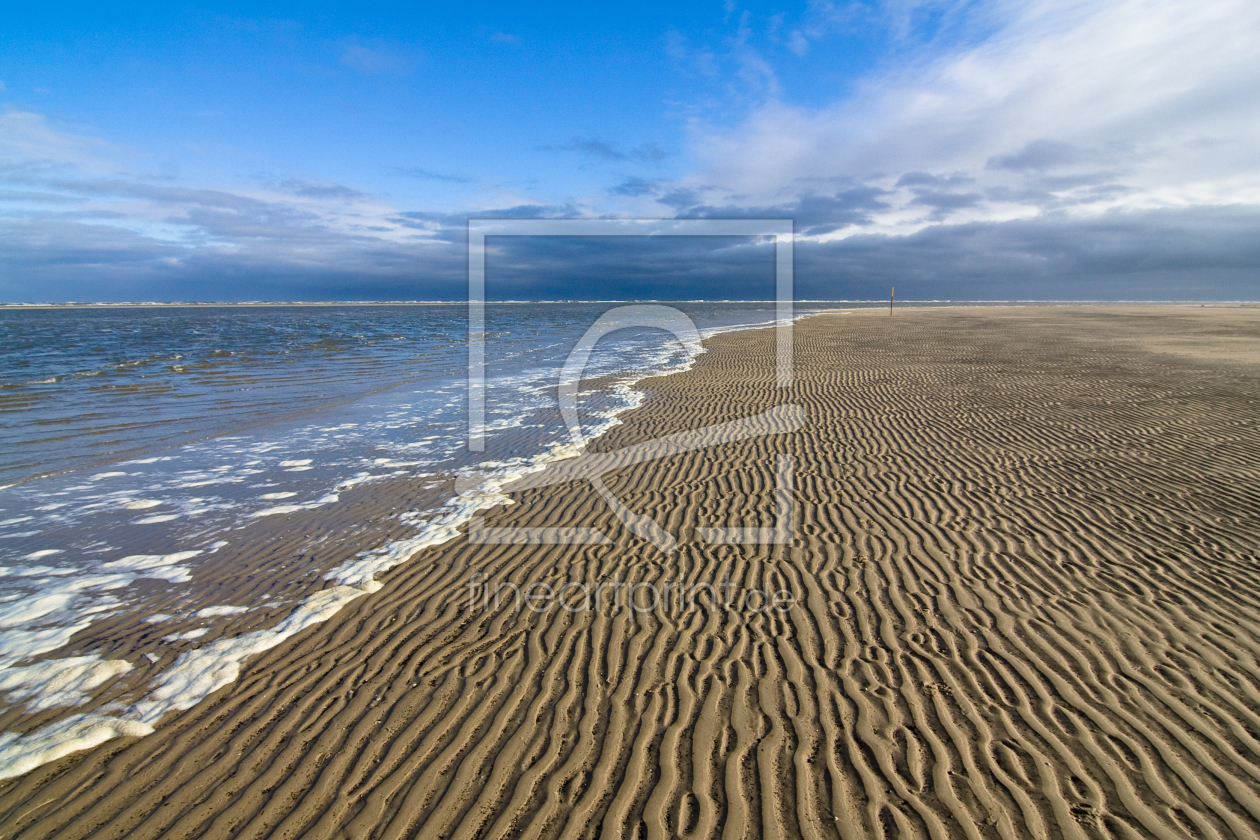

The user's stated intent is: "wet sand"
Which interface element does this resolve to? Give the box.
[4,305,1260,839]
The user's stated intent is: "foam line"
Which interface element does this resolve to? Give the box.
[193,605,249,618]
[0,715,153,781]
[0,624,91,669]
[131,583,378,724]
[101,550,203,571]
[0,656,132,712]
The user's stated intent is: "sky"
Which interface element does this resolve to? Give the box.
[1,0,1257,301]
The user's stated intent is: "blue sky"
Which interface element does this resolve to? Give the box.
[2,0,1258,301]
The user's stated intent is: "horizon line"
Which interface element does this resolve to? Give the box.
[3,299,1258,309]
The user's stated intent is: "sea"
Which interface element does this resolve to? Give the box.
[0,300,881,776]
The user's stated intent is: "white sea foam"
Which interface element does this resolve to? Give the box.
[177,475,245,488]
[250,504,305,517]
[0,552,205,671]
[102,550,202,571]
[0,591,82,627]
[163,628,209,643]
[0,565,73,577]
[325,490,511,589]
[123,499,163,510]
[250,493,339,518]
[335,472,397,492]
[139,566,192,583]
[371,458,428,468]
[0,524,450,775]
[259,491,297,500]
[0,656,132,712]
[0,715,153,781]
[0,623,91,668]
[131,583,377,724]
[24,549,62,560]
[280,459,312,467]
[193,605,248,618]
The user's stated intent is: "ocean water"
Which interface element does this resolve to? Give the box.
[0,301,856,776]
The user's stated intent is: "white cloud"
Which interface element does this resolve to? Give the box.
[681,0,1260,238]
[0,109,466,300]
[0,109,121,172]
[0,109,441,254]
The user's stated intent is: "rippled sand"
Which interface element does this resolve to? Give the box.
[3,305,1259,839]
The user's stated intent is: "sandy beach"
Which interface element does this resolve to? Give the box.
[3,304,1260,839]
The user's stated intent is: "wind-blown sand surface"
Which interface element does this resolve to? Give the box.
[3,305,1260,839]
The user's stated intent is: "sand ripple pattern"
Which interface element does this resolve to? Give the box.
[3,306,1260,839]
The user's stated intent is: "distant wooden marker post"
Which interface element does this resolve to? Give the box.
[890,286,894,315]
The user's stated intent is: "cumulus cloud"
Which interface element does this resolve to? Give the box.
[682,0,1260,237]
[540,0,1259,299]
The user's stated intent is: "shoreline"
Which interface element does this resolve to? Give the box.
[0,304,826,779]
[3,305,1260,838]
